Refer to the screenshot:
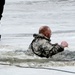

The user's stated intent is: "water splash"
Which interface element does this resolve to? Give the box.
[0,50,75,67]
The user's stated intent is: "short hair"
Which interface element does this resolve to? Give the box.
[39,26,50,34]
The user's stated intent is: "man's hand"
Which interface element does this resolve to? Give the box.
[61,41,68,48]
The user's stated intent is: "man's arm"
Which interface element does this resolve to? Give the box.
[49,44,64,57]
[41,43,64,58]
[42,41,68,58]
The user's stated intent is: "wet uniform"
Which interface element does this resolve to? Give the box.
[27,34,64,58]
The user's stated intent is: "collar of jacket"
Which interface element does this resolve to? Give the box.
[33,34,51,42]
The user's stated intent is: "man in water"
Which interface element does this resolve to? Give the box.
[27,26,68,58]
[0,0,5,39]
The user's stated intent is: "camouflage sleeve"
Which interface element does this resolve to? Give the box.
[41,42,64,58]
[49,44,64,57]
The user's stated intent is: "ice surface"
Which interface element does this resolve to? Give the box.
[0,0,75,75]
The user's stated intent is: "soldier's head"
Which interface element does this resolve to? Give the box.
[39,26,52,38]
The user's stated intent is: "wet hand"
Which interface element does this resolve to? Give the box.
[61,41,68,48]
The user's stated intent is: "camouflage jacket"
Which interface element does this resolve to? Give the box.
[27,34,64,58]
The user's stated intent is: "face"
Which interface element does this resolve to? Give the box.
[45,28,52,38]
